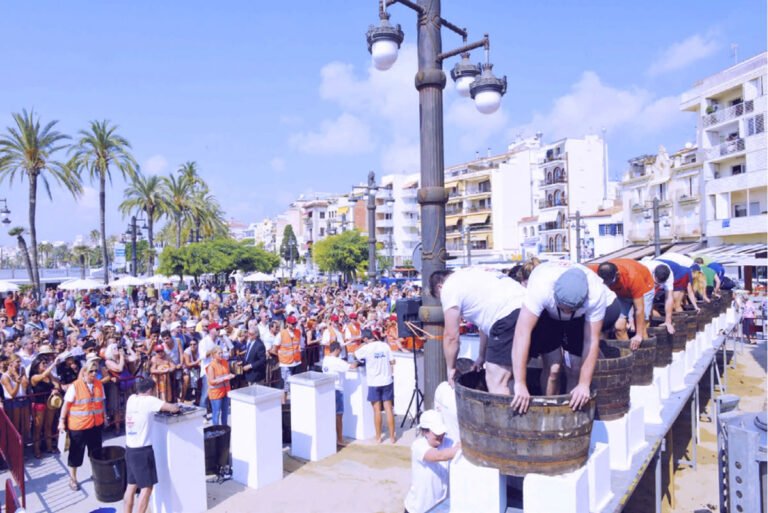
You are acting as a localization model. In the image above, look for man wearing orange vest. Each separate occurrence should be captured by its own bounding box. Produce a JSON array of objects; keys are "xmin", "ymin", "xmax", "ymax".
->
[
  {"xmin": 58, "ymin": 358, "xmax": 105, "ymax": 491},
  {"xmin": 271, "ymin": 315, "xmax": 302, "ymax": 396},
  {"xmin": 343, "ymin": 312, "xmax": 363, "ymax": 359}
]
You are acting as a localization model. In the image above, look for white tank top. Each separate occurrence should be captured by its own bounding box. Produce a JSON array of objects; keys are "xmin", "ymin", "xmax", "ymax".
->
[{"xmin": 2, "ymin": 372, "xmax": 26, "ymax": 400}]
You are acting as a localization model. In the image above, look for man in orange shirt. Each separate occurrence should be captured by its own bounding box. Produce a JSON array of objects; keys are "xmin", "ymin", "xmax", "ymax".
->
[{"xmin": 590, "ymin": 259, "xmax": 655, "ymax": 349}]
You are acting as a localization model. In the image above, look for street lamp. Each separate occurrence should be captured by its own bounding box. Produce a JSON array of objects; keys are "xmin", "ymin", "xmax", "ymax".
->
[
  {"xmin": 365, "ymin": 0, "xmax": 506, "ymax": 406},
  {"xmin": 570, "ymin": 211, "xmax": 589, "ymax": 263},
  {"xmin": 642, "ymin": 197, "xmax": 671, "ymax": 258},
  {"xmin": 126, "ymin": 215, "xmax": 147, "ymax": 277},
  {"xmin": 0, "ymin": 199, "xmax": 10, "ymax": 226},
  {"xmin": 463, "ymin": 224, "xmax": 472, "ymax": 266},
  {"xmin": 366, "ymin": 171, "xmax": 378, "ymax": 282}
]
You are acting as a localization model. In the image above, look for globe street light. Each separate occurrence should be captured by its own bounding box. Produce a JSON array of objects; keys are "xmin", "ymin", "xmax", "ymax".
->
[
  {"xmin": 0, "ymin": 199, "xmax": 10, "ymax": 225},
  {"xmin": 365, "ymin": 0, "xmax": 506, "ymax": 407}
]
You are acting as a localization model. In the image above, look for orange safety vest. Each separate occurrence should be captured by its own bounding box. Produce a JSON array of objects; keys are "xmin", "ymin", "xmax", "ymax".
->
[
  {"xmin": 386, "ymin": 324, "xmax": 401, "ymax": 352},
  {"xmin": 67, "ymin": 379, "xmax": 105, "ymax": 431},
  {"xmin": 207, "ymin": 358, "xmax": 231, "ymax": 400},
  {"xmin": 345, "ymin": 322, "xmax": 362, "ymax": 354},
  {"xmin": 323, "ymin": 327, "xmax": 343, "ymax": 356},
  {"xmin": 278, "ymin": 328, "xmax": 302, "ymax": 365}
]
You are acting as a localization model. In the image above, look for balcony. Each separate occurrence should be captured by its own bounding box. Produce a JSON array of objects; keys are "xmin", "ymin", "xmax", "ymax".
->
[
  {"xmin": 539, "ymin": 222, "xmax": 567, "ymax": 233},
  {"xmin": 707, "ymin": 214, "xmax": 768, "ymax": 237},
  {"xmin": 706, "ymin": 168, "xmax": 768, "ymax": 195},
  {"xmin": 466, "ymin": 205, "xmax": 491, "ymax": 213},
  {"xmin": 465, "ymin": 186, "xmax": 491, "ymax": 197},
  {"xmin": 676, "ymin": 193, "xmax": 700, "ymax": 206},
  {"xmin": 702, "ymin": 100, "xmax": 754, "ymax": 128},
  {"xmin": 401, "ymin": 188, "xmax": 417, "ymax": 199},
  {"xmin": 541, "ymin": 175, "xmax": 568, "ymax": 187},
  {"xmin": 538, "ymin": 199, "xmax": 568, "ymax": 209},
  {"xmin": 377, "ymin": 218, "xmax": 393, "ymax": 228},
  {"xmin": 706, "ymin": 138, "xmax": 745, "ymax": 161}
]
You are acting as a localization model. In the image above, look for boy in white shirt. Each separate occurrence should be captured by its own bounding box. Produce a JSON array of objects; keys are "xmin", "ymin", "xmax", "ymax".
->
[
  {"xmin": 123, "ymin": 378, "xmax": 180, "ymax": 513},
  {"xmin": 321, "ymin": 342, "xmax": 357, "ymax": 446}
]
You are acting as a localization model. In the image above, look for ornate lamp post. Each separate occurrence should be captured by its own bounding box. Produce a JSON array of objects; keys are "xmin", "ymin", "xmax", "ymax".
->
[
  {"xmin": 126, "ymin": 215, "xmax": 148, "ymax": 277},
  {"xmin": 643, "ymin": 197, "xmax": 670, "ymax": 258},
  {"xmin": 365, "ymin": 0, "xmax": 506, "ymax": 406}
]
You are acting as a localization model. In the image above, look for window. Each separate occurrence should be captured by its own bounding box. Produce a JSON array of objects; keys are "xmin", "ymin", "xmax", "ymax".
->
[
  {"xmin": 319, "ymin": 212, "xmax": 326, "ymax": 219},
  {"xmin": 531, "ymin": 227, "xmax": 535, "ymax": 236},
  {"xmin": 749, "ymin": 202, "xmax": 761, "ymax": 216},
  {"xmin": 732, "ymin": 164, "xmax": 744, "ymax": 175},
  {"xmin": 747, "ymin": 114, "xmax": 765, "ymax": 136},
  {"xmin": 319, "ymin": 228, "xmax": 325, "ymax": 236},
  {"xmin": 734, "ymin": 204, "xmax": 747, "ymax": 218},
  {"xmin": 598, "ymin": 223, "xmax": 623, "ymax": 236},
  {"xmin": 523, "ymin": 227, "xmax": 528, "ymax": 237}
]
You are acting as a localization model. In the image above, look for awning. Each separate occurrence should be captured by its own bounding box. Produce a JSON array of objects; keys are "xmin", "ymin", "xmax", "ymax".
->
[
  {"xmin": 692, "ymin": 244, "xmax": 767, "ymax": 267},
  {"xmin": 664, "ymin": 241, "xmax": 706, "ymax": 255},
  {"xmin": 337, "ymin": 206, "xmax": 349, "ymax": 215},
  {"xmin": 538, "ymin": 210, "xmax": 560, "ymax": 224},
  {"xmin": 465, "ymin": 214, "xmax": 490, "ymax": 225},
  {"xmin": 445, "ymin": 217, "xmax": 460, "ymax": 227}
]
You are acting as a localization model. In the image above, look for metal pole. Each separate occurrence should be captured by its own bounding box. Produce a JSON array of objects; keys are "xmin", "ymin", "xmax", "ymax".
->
[
  {"xmin": 575, "ymin": 210, "xmax": 582, "ymax": 263},
  {"xmin": 653, "ymin": 197, "xmax": 661, "ymax": 258},
  {"xmin": 465, "ymin": 226, "xmax": 472, "ymax": 266},
  {"xmin": 131, "ymin": 216, "xmax": 138, "ymax": 277},
  {"xmin": 389, "ymin": 228, "xmax": 394, "ymax": 270},
  {"xmin": 416, "ymin": 0, "xmax": 447, "ymax": 408},
  {"xmin": 367, "ymin": 171, "xmax": 377, "ymax": 282}
]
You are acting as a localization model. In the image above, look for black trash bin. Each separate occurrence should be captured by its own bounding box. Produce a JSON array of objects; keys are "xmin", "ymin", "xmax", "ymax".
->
[
  {"xmin": 90, "ymin": 446, "xmax": 127, "ymax": 503},
  {"xmin": 204, "ymin": 425, "xmax": 231, "ymax": 475}
]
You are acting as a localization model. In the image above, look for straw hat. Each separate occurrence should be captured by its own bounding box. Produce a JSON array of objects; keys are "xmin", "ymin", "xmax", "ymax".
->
[
  {"xmin": 37, "ymin": 344, "xmax": 55, "ymax": 356},
  {"xmin": 47, "ymin": 394, "xmax": 63, "ymax": 410}
]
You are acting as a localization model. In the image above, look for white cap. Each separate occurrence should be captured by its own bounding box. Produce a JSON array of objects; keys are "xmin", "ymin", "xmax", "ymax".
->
[{"xmin": 419, "ymin": 409, "xmax": 447, "ymax": 436}]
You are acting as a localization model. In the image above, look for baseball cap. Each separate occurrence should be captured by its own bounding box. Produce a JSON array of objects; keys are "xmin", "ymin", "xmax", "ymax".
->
[
  {"xmin": 330, "ymin": 314, "xmax": 339, "ymax": 322},
  {"xmin": 285, "ymin": 315, "xmax": 298, "ymax": 325},
  {"xmin": 348, "ymin": 312, "xmax": 358, "ymax": 320},
  {"xmin": 554, "ymin": 268, "xmax": 588, "ymax": 310},
  {"xmin": 207, "ymin": 322, "xmax": 220, "ymax": 330},
  {"xmin": 419, "ymin": 409, "xmax": 447, "ymax": 436}
]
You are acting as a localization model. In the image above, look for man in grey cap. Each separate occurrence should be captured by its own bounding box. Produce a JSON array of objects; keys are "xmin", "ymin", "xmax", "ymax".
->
[{"xmin": 511, "ymin": 262, "xmax": 617, "ymax": 414}]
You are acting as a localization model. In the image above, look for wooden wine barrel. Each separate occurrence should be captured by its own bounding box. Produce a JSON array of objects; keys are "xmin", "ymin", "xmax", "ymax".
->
[
  {"xmin": 592, "ymin": 347, "xmax": 634, "ymax": 421},
  {"xmin": 648, "ymin": 325, "xmax": 673, "ymax": 366},
  {"xmin": 606, "ymin": 337, "xmax": 656, "ymax": 386}
]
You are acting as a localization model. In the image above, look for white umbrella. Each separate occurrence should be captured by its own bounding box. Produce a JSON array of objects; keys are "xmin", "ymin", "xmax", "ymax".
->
[
  {"xmin": 243, "ymin": 272, "xmax": 277, "ymax": 283},
  {"xmin": 143, "ymin": 274, "xmax": 179, "ymax": 286},
  {"xmin": 109, "ymin": 276, "xmax": 145, "ymax": 288},
  {"xmin": 59, "ymin": 278, "xmax": 107, "ymax": 291},
  {"xmin": 0, "ymin": 280, "xmax": 19, "ymax": 293}
]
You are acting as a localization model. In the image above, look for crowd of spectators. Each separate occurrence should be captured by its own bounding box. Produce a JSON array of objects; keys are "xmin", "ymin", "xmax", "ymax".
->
[{"xmin": 0, "ymin": 278, "xmax": 423, "ymax": 457}]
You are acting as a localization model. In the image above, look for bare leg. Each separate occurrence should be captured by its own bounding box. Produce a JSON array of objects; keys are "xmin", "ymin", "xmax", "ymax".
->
[
  {"xmin": 124, "ymin": 483, "xmax": 137, "ymax": 513},
  {"xmin": 564, "ymin": 352, "xmax": 583, "ymax": 392},
  {"xmin": 672, "ymin": 291, "xmax": 684, "ymax": 312},
  {"xmin": 136, "ymin": 486, "xmax": 153, "ymax": 513},
  {"xmin": 371, "ymin": 401, "xmax": 382, "ymax": 442},
  {"xmin": 485, "ymin": 362, "xmax": 512, "ymax": 395},
  {"xmin": 540, "ymin": 348, "xmax": 563, "ymax": 396},
  {"xmin": 614, "ymin": 316, "xmax": 629, "ymax": 340},
  {"xmin": 383, "ymin": 400, "xmax": 396, "ymax": 443},
  {"xmin": 335, "ymin": 414, "xmax": 343, "ymax": 445}
]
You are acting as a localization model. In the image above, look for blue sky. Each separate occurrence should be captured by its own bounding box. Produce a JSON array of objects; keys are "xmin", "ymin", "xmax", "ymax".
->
[{"xmin": 0, "ymin": 0, "xmax": 765, "ymax": 242}]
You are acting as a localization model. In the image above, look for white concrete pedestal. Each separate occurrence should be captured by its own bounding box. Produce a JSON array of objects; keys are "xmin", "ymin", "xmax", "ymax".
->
[
  {"xmin": 523, "ymin": 463, "xmax": 589, "ymax": 513},
  {"xmin": 591, "ymin": 405, "xmax": 647, "ymax": 471},
  {"xmin": 587, "ymin": 443, "xmax": 613, "ymax": 512},
  {"xmin": 726, "ymin": 307, "xmax": 736, "ymax": 325},
  {"xmin": 630, "ymin": 383, "xmax": 662, "ymax": 424},
  {"xmin": 151, "ymin": 407, "xmax": 207, "ymax": 513},
  {"xmin": 342, "ymin": 368, "xmax": 375, "ymax": 440},
  {"xmin": 685, "ymin": 340, "xmax": 697, "ymax": 373},
  {"xmin": 669, "ymin": 352, "xmax": 687, "ymax": 392},
  {"xmin": 434, "ymin": 381, "xmax": 460, "ymax": 442},
  {"xmin": 393, "ymin": 351, "xmax": 424, "ymax": 417},
  {"xmin": 288, "ymin": 371, "xmax": 336, "ymax": 461},
  {"xmin": 228, "ymin": 385, "xmax": 284, "ymax": 489},
  {"xmin": 450, "ymin": 451, "xmax": 506, "ymax": 513},
  {"xmin": 653, "ymin": 365, "xmax": 671, "ymax": 400}
]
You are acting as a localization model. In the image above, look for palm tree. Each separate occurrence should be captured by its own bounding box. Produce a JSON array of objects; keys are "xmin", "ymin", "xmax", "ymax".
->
[
  {"xmin": 0, "ymin": 109, "xmax": 80, "ymax": 295},
  {"xmin": 8, "ymin": 227, "xmax": 35, "ymax": 285},
  {"xmin": 38, "ymin": 241, "xmax": 54, "ymax": 268},
  {"xmin": 69, "ymin": 120, "xmax": 136, "ymax": 284},
  {"xmin": 161, "ymin": 173, "xmax": 192, "ymax": 248},
  {"xmin": 89, "ymin": 229, "xmax": 100, "ymax": 247},
  {"xmin": 120, "ymin": 172, "xmax": 164, "ymax": 274}
]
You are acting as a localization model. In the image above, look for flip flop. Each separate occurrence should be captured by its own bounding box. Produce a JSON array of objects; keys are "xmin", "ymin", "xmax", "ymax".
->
[{"xmin": 69, "ymin": 479, "xmax": 80, "ymax": 491}]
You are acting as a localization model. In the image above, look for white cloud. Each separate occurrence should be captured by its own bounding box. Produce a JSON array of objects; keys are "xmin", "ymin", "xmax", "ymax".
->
[
  {"xmin": 447, "ymin": 99, "xmax": 509, "ymax": 154},
  {"xmin": 77, "ymin": 186, "xmax": 99, "ymax": 210},
  {"xmin": 143, "ymin": 154, "xmax": 168, "ymax": 175},
  {"xmin": 647, "ymin": 33, "xmax": 720, "ymax": 76},
  {"xmin": 270, "ymin": 157, "xmax": 286, "ymax": 172},
  {"xmin": 289, "ymin": 113, "xmax": 375, "ymax": 155},
  {"xmin": 507, "ymin": 71, "xmax": 687, "ymax": 142}
]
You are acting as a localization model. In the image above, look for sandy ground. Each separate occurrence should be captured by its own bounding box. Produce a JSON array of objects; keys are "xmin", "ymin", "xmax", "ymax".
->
[{"xmin": 625, "ymin": 334, "xmax": 767, "ymax": 513}]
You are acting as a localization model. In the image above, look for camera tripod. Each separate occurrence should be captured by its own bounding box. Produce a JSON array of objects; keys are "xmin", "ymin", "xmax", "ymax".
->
[{"xmin": 400, "ymin": 345, "xmax": 424, "ymax": 428}]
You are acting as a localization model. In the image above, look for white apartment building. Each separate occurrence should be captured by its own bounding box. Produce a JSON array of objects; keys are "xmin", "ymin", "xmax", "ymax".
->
[
  {"xmin": 532, "ymin": 135, "xmax": 612, "ymax": 259},
  {"xmin": 680, "ymin": 52, "xmax": 767, "ymax": 245},
  {"xmin": 378, "ymin": 173, "xmax": 421, "ymax": 267},
  {"xmin": 620, "ymin": 145, "xmax": 704, "ymax": 247},
  {"xmin": 252, "ymin": 219, "xmax": 277, "ymax": 251}
]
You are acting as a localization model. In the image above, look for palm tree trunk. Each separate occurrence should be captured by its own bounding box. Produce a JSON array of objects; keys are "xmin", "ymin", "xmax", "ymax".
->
[
  {"xmin": 28, "ymin": 172, "xmax": 41, "ymax": 297},
  {"xmin": 15, "ymin": 235, "xmax": 34, "ymax": 288},
  {"xmin": 147, "ymin": 207, "xmax": 155, "ymax": 276},
  {"xmin": 176, "ymin": 215, "xmax": 182, "ymax": 248},
  {"xmin": 100, "ymin": 173, "xmax": 109, "ymax": 284}
]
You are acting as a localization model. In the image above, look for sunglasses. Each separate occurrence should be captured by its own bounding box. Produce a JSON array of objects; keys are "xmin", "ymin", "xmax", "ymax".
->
[{"xmin": 87, "ymin": 370, "xmax": 97, "ymax": 374}]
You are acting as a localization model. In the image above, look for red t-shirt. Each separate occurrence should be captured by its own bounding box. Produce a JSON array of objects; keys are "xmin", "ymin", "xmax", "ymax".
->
[
  {"xmin": 588, "ymin": 259, "xmax": 654, "ymax": 299},
  {"xmin": 4, "ymin": 296, "xmax": 16, "ymax": 319}
]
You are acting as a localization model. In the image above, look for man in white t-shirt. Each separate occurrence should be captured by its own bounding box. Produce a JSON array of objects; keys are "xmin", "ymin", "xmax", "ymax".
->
[
  {"xmin": 322, "ymin": 342, "xmax": 358, "ymax": 446},
  {"xmin": 640, "ymin": 259, "xmax": 676, "ymax": 334},
  {"xmin": 354, "ymin": 339, "xmax": 395, "ymax": 443},
  {"xmin": 123, "ymin": 377, "xmax": 179, "ymax": 513},
  {"xmin": 198, "ymin": 322, "xmax": 221, "ymax": 411},
  {"xmin": 429, "ymin": 268, "xmax": 527, "ymax": 394},
  {"xmin": 511, "ymin": 262, "xmax": 616, "ymax": 414},
  {"xmin": 403, "ymin": 409, "xmax": 460, "ymax": 513}
]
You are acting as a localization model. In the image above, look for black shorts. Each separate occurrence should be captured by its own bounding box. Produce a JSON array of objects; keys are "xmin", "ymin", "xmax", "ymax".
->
[
  {"xmin": 485, "ymin": 309, "xmax": 520, "ymax": 367},
  {"xmin": 602, "ymin": 298, "xmax": 622, "ymax": 332},
  {"xmin": 530, "ymin": 310, "xmax": 586, "ymax": 357},
  {"xmin": 67, "ymin": 425, "xmax": 103, "ymax": 468},
  {"xmin": 126, "ymin": 445, "xmax": 158, "ymax": 489},
  {"xmin": 367, "ymin": 382, "xmax": 394, "ymax": 403}
]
